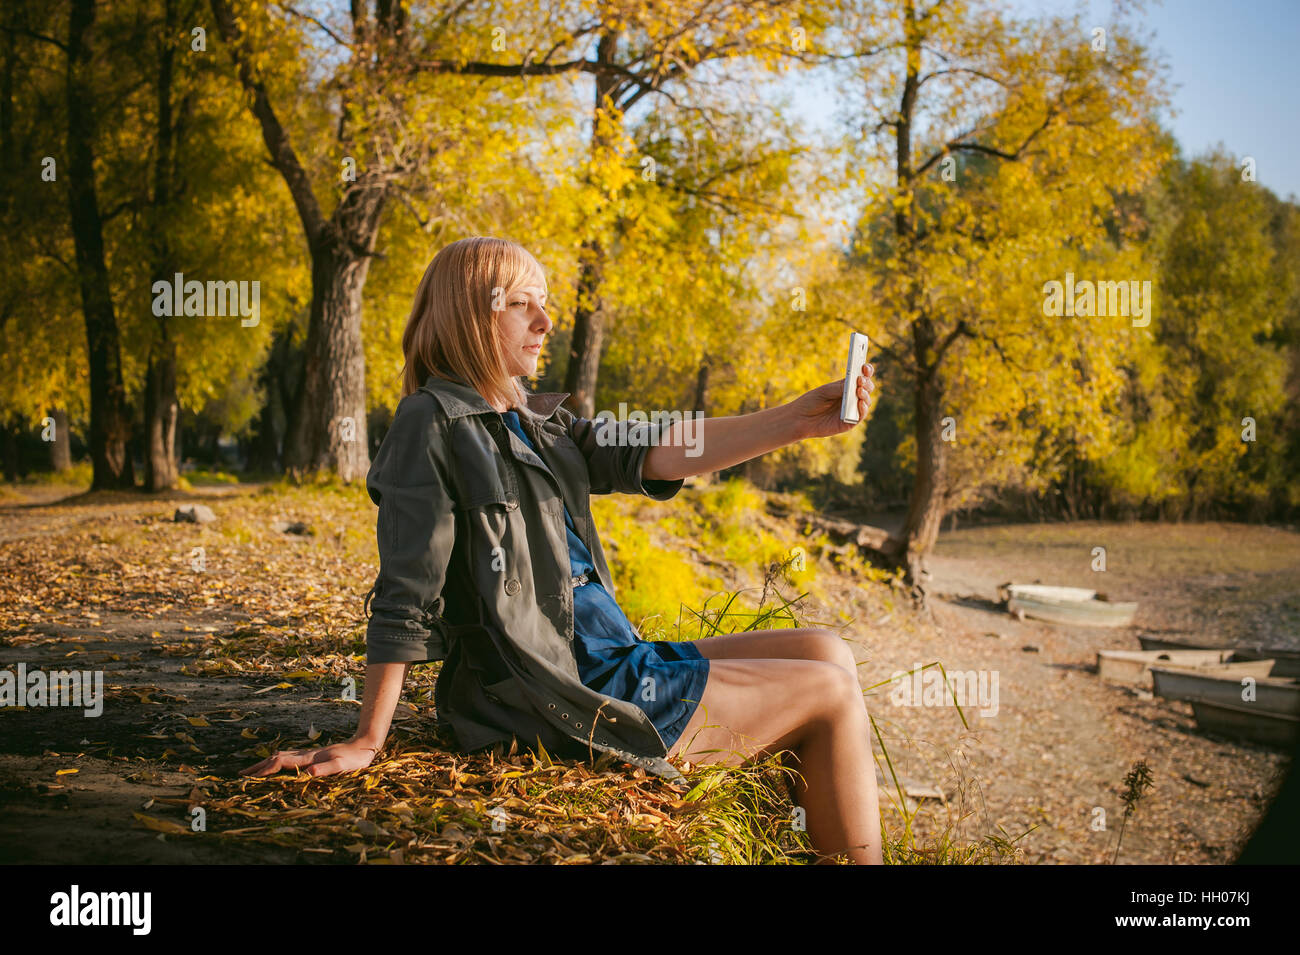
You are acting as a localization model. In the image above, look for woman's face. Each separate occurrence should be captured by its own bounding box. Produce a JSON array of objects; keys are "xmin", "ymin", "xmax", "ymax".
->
[{"xmin": 495, "ymin": 275, "xmax": 551, "ymax": 378}]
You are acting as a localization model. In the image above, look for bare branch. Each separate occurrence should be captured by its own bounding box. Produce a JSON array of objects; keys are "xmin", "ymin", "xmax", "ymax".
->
[
  {"xmin": 277, "ymin": 3, "xmax": 349, "ymax": 48},
  {"xmin": 932, "ymin": 318, "xmax": 972, "ymax": 367},
  {"xmin": 914, "ymin": 105, "xmax": 1057, "ymax": 177},
  {"xmin": 208, "ymin": 0, "xmax": 327, "ymax": 242},
  {"xmin": 0, "ymin": 25, "xmax": 68, "ymax": 54}
]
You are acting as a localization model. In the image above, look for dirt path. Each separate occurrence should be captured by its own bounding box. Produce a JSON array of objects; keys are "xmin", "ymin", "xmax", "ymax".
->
[{"xmin": 852, "ymin": 521, "xmax": 1300, "ymax": 863}]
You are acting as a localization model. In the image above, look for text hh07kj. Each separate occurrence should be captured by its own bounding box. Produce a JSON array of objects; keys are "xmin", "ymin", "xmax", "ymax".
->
[{"xmin": 839, "ymin": 332, "xmax": 872, "ymax": 424}]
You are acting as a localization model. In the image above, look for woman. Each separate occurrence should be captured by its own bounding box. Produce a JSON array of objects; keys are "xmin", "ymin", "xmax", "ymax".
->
[{"xmin": 243, "ymin": 237, "xmax": 881, "ymax": 864}]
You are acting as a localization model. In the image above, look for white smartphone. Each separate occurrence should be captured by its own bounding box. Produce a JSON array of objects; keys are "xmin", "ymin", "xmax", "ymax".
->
[{"xmin": 839, "ymin": 332, "xmax": 871, "ymax": 423}]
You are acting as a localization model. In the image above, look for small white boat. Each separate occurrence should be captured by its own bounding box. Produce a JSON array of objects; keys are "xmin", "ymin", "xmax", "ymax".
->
[{"xmin": 1000, "ymin": 584, "xmax": 1138, "ymax": 628}]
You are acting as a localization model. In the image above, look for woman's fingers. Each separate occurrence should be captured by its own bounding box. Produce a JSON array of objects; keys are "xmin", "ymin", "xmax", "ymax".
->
[
  {"xmin": 306, "ymin": 757, "xmax": 348, "ymax": 777},
  {"xmin": 240, "ymin": 744, "xmax": 375, "ymax": 779},
  {"xmin": 240, "ymin": 748, "xmax": 314, "ymax": 777}
]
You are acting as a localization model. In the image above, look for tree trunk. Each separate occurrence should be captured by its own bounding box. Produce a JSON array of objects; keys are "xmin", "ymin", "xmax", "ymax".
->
[
  {"xmin": 562, "ymin": 35, "xmax": 620, "ymax": 420},
  {"xmin": 144, "ymin": 336, "xmax": 179, "ymax": 491},
  {"xmin": 562, "ymin": 241, "xmax": 606, "ymax": 419},
  {"xmin": 3, "ymin": 417, "xmax": 19, "ymax": 482},
  {"xmin": 283, "ymin": 236, "xmax": 372, "ymax": 482},
  {"xmin": 249, "ymin": 330, "xmax": 285, "ymax": 473},
  {"xmin": 692, "ymin": 356, "xmax": 716, "ymax": 484},
  {"xmin": 893, "ymin": 0, "xmax": 941, "ymax": 598},
  {"xmin": 692, "ymin": 355, "xmax": 711, "ymax": 415},
  {"xmin": 47, "ymin": 408, "xmax": 73, "ymax": 471},
  {"xmin": 900, "ymin": 358, "xmax": 948, "ymax": 595},
  {"xmin": 211, "ymin": 0, "xmax": 379, "ymax": 484},
  {"xmin": 144, "ymin": 0, "xmax": 182, "ymax": 493},
  {"xmin": 66, "ymin": 0, "xmax": 134, "ymax": 490}
]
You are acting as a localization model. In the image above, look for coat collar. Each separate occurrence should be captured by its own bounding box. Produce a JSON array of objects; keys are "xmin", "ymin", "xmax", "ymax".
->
[{"xmin": 421, "ymin": 370, "xmax": 570, "ymax": 424}]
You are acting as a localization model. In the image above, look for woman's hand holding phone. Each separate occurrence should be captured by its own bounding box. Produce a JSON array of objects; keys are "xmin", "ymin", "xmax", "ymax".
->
[{"xmin": 791, "ymin": 360, "xmax": 875, "ymax": 439}]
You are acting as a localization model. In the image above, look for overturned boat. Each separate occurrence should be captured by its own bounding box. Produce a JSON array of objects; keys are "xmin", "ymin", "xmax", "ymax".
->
[{"xmin": 1000, "ymin": 584, "xmax": 1138, "ymax": 628}]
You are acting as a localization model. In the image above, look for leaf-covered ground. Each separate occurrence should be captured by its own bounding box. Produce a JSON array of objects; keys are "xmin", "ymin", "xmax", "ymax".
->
[
  {"xmin": 0, "ymin": 480, "xmax": 1293, "ymax": 864},
  {"xmin": 0, "ymin": 481, "xmax": 857, "ymax": 864}
]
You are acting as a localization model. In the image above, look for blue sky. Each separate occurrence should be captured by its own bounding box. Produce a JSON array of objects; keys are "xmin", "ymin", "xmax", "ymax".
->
[{"xmin": 1054, "ymin": 0, "xmax": 1299, "ymax": 200}]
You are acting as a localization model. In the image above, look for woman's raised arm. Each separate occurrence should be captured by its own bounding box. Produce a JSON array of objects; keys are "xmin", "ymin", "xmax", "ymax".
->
[{"xmin": 642, "ymin": 362, "xmax": 875, "ymax": 482}]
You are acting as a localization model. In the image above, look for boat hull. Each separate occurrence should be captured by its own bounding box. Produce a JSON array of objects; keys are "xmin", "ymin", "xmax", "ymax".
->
[
  {"xmin": 1150, "ymin": 663, "xmax": 1299, "ymax": 711},
  {"xmin": 1007, "ymin": 592, "xmax": 1138, "ymax": 628},
  {"xmin": 1189, "ymin": 699, "xmax": 1300, "ymax": 747}
]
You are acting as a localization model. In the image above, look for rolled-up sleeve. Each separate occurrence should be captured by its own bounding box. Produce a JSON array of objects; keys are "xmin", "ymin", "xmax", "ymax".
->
[
  {"xmin": 363, "ymin": 392, "xmax": 457, "ymax": 664},
  {"xmin": 565, "ymin": 411, "xmax": 686, "ymax": 502}
]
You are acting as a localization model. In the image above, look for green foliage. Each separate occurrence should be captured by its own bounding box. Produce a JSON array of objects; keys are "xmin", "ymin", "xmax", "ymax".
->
[
  {"xmin": 590, "ymin": 497, "xmax": 710, "ymax": 633},
  {"xmin": 1092, "ymin": 151, "xmax": 1292, "ymax": 516}
]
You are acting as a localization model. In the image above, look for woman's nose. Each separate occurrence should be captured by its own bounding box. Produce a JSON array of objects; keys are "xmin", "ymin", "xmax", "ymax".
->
[{"xmin": 535, "ymin": 308, "xmax": 552, "ymax": 333}]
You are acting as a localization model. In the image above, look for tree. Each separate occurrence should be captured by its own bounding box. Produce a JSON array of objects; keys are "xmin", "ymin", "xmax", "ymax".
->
[
  {"xmin": 1094, "ymin": 151, "xmax": 1293, "ymax": 518},
  {"xmin": 208, "ymin": 0, "xmax": 560, "ymax": 480},
  {"xmin": 65, "ymin": 0, "xmax": 136, "ymax": 488},
  {"xmin": 0, "ymin": 1, "xmax": 87, "ymax": 474},
  {"xmin": 841, "ymin": 0, "xmax": 1169, "ymax": 592},
  {"xmin": 417, "ymin": 0, "xmax": 821, "ymax": 418}
]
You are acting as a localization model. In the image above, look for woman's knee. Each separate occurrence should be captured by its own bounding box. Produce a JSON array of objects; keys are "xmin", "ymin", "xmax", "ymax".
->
[
  {"xmin": 805, "ymin": 629, "xmax": 858, "ymax": 676},
  {"xmin": 809, "ymin": 661, "xmax": 866, "ymax": 722}
]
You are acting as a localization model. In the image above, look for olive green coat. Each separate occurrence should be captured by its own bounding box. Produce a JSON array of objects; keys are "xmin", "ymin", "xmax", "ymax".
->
[{"xmin": 363, "ymin": 371, "xmax": 690, "ymax": 782}]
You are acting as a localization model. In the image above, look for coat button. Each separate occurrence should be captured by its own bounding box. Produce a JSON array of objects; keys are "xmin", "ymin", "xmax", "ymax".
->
[
  {"xmin": 505, "ymin": 578, "xmax": 521, "ymax": 595},
  {"xmin": 505, "ymin": 493, "xmax": 518, "ymax": 510}
]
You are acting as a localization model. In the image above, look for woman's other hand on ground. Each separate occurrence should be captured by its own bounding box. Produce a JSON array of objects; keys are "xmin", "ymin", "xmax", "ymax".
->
[
  {"xmin": 239, "ymin": 739, "xmax": 379, "ymax": 778},
  {"xmin": 791, "ymin": 362, "xmax": 875, "ymax": 439}
]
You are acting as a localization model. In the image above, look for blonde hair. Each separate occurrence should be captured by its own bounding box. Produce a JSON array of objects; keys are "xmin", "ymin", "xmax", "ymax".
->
[{"xmin": 400, "ymin": 236, "xmax": 546, "ymax": 408}]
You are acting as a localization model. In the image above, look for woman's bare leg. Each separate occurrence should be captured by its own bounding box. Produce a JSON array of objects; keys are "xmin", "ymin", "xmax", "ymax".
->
[
  {"xmin": 665, "ymin": 654, "xmax": 883, "ymax": 864},
  {"xmin": 685, "ymin": 627, "xmax": 874, "ymax": 840},
  {"xmin": 689, "ymin": 626, "xmax": 862, "ymax": 676}
]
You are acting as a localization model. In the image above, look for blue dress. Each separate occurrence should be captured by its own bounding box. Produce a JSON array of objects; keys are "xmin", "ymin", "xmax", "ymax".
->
[{"xmin": 501, "ymin": 411, "xmax": 710, "ymax": 749}]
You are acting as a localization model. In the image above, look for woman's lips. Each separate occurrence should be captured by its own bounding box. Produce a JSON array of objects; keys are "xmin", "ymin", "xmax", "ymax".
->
[{"xmin": 524, "ymin": 344, "xmax": 542, "ymax": 353}]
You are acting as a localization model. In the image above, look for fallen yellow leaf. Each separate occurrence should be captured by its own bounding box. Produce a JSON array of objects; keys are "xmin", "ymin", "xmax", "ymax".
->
[{"xmin": 132, "ymin": 812, "xmax": 190, "ymax": 835}]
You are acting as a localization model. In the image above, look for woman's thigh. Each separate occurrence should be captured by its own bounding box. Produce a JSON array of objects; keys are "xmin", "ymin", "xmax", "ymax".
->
[
  {"xmin": 690, "ymin": 627, "xmax": 860, "ymax": 675},
  {"xmin": 665, "ymin": 657, "xmax": 861, "ymax": 766}
]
